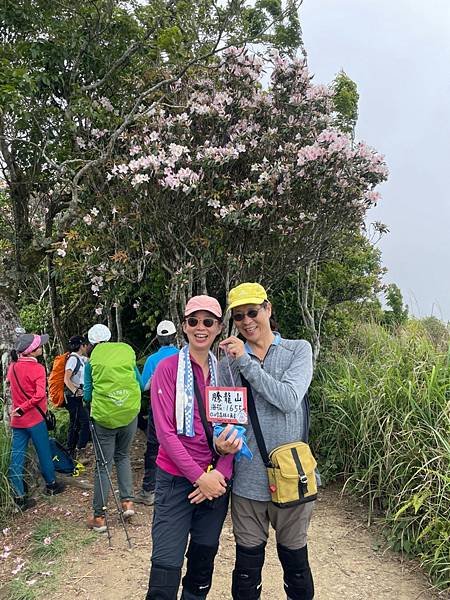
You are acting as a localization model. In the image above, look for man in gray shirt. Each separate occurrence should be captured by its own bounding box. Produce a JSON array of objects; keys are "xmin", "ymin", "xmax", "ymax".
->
[{"xmin": 217, "ymin": 282, "xmax": 315, "ymax": 600}]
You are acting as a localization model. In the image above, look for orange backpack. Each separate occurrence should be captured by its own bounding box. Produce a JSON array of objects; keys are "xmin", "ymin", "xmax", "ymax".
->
[{"xmin": 48, "ymin": 352, "xmax": 81, "ymax": 407}]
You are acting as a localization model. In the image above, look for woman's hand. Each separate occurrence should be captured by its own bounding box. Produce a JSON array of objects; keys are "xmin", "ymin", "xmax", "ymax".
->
[
  {"xmin": 215, "ymin": 424, "xmax": 243, "ymax": 455},
  {"xmin": 219, "ymin": 336, "xmax": 246, "ymax": 359},
  {"xmin": 191, "ymin": 470, "xmax": 227, "ymax": 502},
  {"xmin": 188, "ymin": 487, "xmax": 208, "ymax": 504}
]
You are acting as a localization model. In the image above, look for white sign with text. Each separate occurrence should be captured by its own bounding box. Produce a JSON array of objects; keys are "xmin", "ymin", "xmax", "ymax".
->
[{"xmin": 205, "ymin": 387, "xmax": 248, "ymax": 424}]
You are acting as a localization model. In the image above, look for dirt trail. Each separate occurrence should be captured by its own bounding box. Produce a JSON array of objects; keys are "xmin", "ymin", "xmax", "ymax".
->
[
  {"xmin": 44, "ymin": 485, "xmax": 445, "ymax": 600},
  {"xmin": 41, "ymin": 433, "xmax": 446, "ymax": 600}
]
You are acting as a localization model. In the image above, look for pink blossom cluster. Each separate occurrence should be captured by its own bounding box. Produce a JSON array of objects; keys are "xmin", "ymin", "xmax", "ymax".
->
[
  {"xmin": 160, "ymin": 166, "xmax": 201, "ymax": 191},
  {"xmin": 221, "ymin": 47, "xmax": 264, "ymax": 81},
  {"xmin": 198, "ymin": 144, "xmax": 244, "ymax": 163},
  {"xmin": 98, "ymin": 96, "xmax": 114, "ymax": 112},
  {"xmin": 59, "ymin": 46, "xmax": 388, "ymax": 308},
  {"xmin": 91, "ymin": 275, "xmax": 104, "ymax": 295}
]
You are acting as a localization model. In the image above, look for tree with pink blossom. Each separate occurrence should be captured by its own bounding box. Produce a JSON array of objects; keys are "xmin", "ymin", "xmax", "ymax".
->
[
  {"xmin": 0, "ymin": 0, "xmax": 305, "ymax": 345},
  {"xmin": 57, "ymin": 47, "xmax": 387, "ymax": 328}
]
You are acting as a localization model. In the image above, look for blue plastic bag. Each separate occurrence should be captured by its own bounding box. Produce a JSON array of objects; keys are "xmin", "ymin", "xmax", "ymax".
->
[{"xmin": 213, "ymin": 424, "xmax": 253, "ymax": 461}]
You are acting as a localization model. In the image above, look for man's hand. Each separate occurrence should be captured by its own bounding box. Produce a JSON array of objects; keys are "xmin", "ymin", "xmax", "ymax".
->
[
  {"xmin": 215, "ymin": 424, "xmax": 243, "ymax": 455},
  {"xmin": 219, "ymin": 336, "xmax": 246, "ymax": 359},
  {"xmin": 191, "ymin": 470, "xmax": 227, "ymax": 502}
]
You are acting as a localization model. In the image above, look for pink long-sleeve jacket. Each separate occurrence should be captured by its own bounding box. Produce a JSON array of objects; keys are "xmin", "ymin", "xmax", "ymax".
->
[{"xmin": 151, "ymin": 353, "xmax": 234, "ymax": 484}]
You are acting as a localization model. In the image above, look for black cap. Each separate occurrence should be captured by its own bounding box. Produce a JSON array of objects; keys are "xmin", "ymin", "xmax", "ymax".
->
[{"xmin": 69, "ymin": 335, "xmax": 88, "ymax": 346}]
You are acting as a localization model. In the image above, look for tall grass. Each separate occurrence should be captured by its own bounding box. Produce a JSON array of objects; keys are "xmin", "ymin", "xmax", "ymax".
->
[
  {"xmin": 0, "ymin": 409, "xmax": 69, "ymax": 523},
  {"xmin": 311, "ymin": 321, "xmax": 450, "ymax": 588},
  {"xmin": 0, "ymin": 424, "xmax": 14, "ymax": 520}
]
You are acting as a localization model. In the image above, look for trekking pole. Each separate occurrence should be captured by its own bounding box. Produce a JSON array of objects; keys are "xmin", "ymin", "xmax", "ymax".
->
[
  {"xmin": 88, "ymin": 418, "xmax": 113, "ymax": 547},
  {"xmin": 89, "ymin": 419, "xmax": 133, "ymax": 549}
]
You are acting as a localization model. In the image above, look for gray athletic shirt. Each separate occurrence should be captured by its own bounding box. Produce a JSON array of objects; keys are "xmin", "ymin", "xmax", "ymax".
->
[{"xmin": 218, "ymin": 335, "xmax": 313, "ymax": 501}]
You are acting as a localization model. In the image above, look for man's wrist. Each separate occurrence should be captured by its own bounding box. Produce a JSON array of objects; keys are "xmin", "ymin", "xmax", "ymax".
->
[{"xmin": 236, "ymin": 353, "xmax": 251, "ymax": 368}]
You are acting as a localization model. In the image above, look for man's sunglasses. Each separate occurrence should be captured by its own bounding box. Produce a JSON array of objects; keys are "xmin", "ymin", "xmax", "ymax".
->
[
  {"xmin": 185, "ymin": 317, "xmax": 219, "ymax": 328},
  {"xmin": 232, "ymin": 306, "xmax": 265, "ymax": 322}
]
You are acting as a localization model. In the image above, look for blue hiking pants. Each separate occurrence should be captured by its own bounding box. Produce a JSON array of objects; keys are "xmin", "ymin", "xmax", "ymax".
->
[{"xmin": 9, "ymin": 420, "xmax": 56, "ymax": 497}]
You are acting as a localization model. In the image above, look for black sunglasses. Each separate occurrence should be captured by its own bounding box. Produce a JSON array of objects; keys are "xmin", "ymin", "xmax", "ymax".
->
[
  {"xmin": 232, "ymin": 306, "xmax": 265, "ymax": 322},
  {"xmin": 185, "ymin": 317, "xmax": 218, "ymax": 328}
]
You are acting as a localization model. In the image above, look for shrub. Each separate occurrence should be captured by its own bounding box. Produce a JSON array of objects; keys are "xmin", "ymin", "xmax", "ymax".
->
[
  {"xmin": 311, "ymin": 321, "xmax": 450, "ymax": 588},
  {"xmin": 0, "ymin": 425, "xmax": 13, "ymax": 521}
]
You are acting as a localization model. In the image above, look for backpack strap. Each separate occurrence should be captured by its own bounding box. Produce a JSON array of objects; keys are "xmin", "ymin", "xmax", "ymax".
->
[
  {"xmin": 241, "ymin": 375, "xmax": 272, "ymax": 468},
  {"xmin": 68, "ymin": 353, "xmax": 82, "ymax": 378},
  {"xmin": 193, "ymin": 376, "xmax": 218, "ymax": 468}
]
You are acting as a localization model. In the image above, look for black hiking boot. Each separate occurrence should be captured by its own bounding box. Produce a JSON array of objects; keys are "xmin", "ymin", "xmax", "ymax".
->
[
  {"xmin": 45, "ymin": 480, "xmax": 66, "ymax": 496},
  {"xmin": 14, "ymin": 496, "xmax": 37, "ymax": 511}
]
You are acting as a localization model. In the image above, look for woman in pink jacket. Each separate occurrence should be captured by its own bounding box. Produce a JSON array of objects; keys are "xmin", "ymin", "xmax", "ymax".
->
[
  {"xmin": 7, "ymin": 333, "xmax": 65, "ymax": 509},
  {"xmin": 146, "ymin": 296, "xmax": 234, "ymax": 600}
]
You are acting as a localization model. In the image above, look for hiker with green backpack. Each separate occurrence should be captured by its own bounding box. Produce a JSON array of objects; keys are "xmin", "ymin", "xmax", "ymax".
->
[{"xmin": 83, "ymin": 324, "xmax": 142, "ymax": 532}]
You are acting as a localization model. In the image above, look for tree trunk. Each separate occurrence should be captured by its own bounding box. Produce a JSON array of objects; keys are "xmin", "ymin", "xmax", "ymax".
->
[
  {"xmin": 199, "ymin": 257, "xmax": 208, "ymax": 295},
  {"xmin": 296, "ymin": 265, "xmax": 321, "ymax": 368},
  {"xmin": 0, "ymin": 291, "xmax": 21, "ymax": 425},
  {"xmin": 115, "ymin": 304, "xmax": 123, "ymax": 342},
  {"xmin": 169, "ymin": 278, "xmax": 183, "ymax": 346},
  {"xmin": 0, "ymin": 117, "xmax": 34, "ymax": 279},
  {"xmin": 46, "ymin": 255, "xmax": 65, "ymax": 352},
  {"xmin": 106, "ymin": 306, "xmax": 114, "ymax": 338}
]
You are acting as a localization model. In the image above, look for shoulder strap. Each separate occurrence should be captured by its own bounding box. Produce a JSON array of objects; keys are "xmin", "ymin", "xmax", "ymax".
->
[
  {"xmin": 241, "ymin": 375, "xmax": 271, "ymax": 467},
  {"xmin": 303, "ymin": 392, "xmax": 310, "ymax": 444},
  {"xmin": 70, "ymin": 354, "xmax": 82, "ymax": 377},
  {"xmin": 193, "ymin": 376, "xmax": 214, "ymax": 451},
  {"xmin": 11, "ymin": 366, "xmax": 47, "ymax": 420},
  {"xmin": 193, "ymin": 376, "xmax": 218, "ymax": 466},
  {"xmin": 244, "ymin": 374, "xmax": 311, "ymax": 449}
]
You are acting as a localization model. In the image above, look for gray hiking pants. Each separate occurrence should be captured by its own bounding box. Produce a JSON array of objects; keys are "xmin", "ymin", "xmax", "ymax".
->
[{"xmin": 92, "ymin": 417, "xmax": 137, "ymax": 516}]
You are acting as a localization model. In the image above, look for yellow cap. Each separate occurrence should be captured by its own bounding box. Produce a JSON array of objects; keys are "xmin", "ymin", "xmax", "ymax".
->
[{"xmin": 227, "ymin": 283, "xmax": 268, "ymax": 311}]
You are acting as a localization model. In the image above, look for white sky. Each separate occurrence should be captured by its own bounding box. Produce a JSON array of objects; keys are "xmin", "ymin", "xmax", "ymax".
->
[{"xmin": 300, "ymin": 0, "xmax": 450, "ymax": 321}]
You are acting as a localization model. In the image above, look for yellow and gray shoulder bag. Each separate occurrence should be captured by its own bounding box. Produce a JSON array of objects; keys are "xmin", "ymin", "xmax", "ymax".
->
[{"xmin": 242, "ymin": 376, "xmax": 317, "ymax": 508}]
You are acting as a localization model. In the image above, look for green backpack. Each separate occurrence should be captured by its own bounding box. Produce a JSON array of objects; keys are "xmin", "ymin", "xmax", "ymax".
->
[{"xmin": 89, "ymin": 342, "xmax": 141, "ymax": 428}]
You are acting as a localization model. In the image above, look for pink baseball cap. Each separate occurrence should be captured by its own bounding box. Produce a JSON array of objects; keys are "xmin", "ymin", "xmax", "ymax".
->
[
  {"xmin": 16, "ymin": 333, "xmax": 49, "ymax": 355},
  {"xmin": 184, "ymin": 295, "xmax": 222, "ymax": 319}
]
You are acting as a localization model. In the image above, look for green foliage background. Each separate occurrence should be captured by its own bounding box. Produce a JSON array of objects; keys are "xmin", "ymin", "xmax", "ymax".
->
[
  {"xmin": 0, "ymin": 0, "xmax": 448, "ymax": 590},
  {"xmin": 311, "ymin": 321, "xmax": 450, "ymax": 588}
]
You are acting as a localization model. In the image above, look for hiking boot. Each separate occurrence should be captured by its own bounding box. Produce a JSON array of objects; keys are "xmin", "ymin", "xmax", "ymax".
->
[
  {"xmin": 134, "ymin": 488, "xmax": 155, "ymax": 506},
  {"xmin": 87, "ymin": 515, "xmax": 107, "ymax": 533},
  {"xmin": 14, "ymin": 496, "xmax": 37, "ymax": 511},
  {"xmin": 45, "ymin": 480, "xmax": 66, "ymax": 496},
  {"xmin": 75, "ymin": 447, "xmax": 90, "ymax": 466},
  {"xmin": 121, "ymin": 500, "xmax": 135, "ymax": 519}
]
